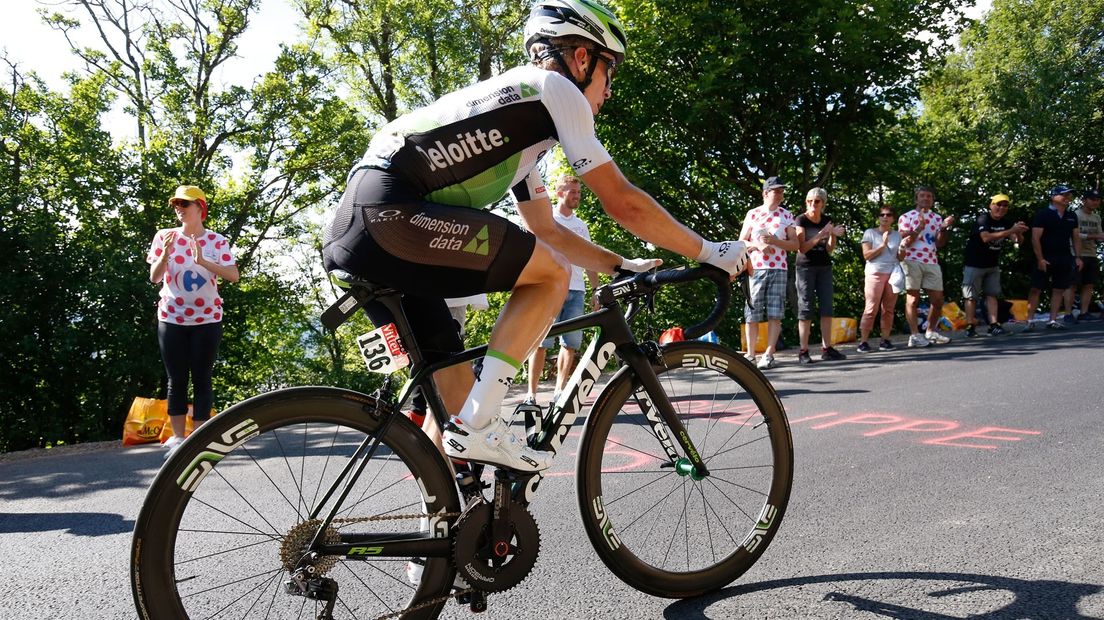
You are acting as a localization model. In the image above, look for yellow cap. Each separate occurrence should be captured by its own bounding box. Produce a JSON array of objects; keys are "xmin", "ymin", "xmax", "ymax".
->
[
  {"xmin": 989, "ymin": 193, "xmax": 1011, "ymax": 205},
  {"xmin": 168, "ymin": 185, "xmax": 206, "ymax": 205}
]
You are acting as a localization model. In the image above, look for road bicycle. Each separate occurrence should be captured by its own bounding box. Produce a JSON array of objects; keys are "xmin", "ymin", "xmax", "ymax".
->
[{"xmin": 131, "ymin": 264, "xmax": 793, "ymax": 619}]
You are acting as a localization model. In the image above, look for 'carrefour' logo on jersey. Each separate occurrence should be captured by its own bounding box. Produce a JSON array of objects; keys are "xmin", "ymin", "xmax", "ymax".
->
[
  {"xmin": 182, "ymin": 270, "xmax": 208, "ymax": 292},
  {"xmin": 416, "ymin": 129, "xmax": 509, "ymax": 172}
]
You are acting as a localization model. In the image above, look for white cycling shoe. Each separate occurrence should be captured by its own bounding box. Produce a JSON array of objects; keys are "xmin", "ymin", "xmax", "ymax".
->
[{"xmin": 443, "ymin": 415, "xmax": 552, "ymax": 472}]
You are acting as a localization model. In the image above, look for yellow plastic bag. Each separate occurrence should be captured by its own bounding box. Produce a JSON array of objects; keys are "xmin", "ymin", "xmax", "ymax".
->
[
  {"xmin": 157, "ymin": 404, "xmax": 217, "ymax": 442},
  {"xmin": 122, "ymin": 397, "xmax": 168, "ymax": 446},
  {"xmin": 739, "ymin": 322, "xmax": 769, "ymax": 353},
  {"xmin": 830, "ymin": 317, "xmax": 857, "ymax": 344},
  {"xmin": 1009, "ymin": 299, "xmax": 1029, "ymax": 321},
  {"xmin": 940, "ymin": 302, "xmax": 968, "ymax": 330}
]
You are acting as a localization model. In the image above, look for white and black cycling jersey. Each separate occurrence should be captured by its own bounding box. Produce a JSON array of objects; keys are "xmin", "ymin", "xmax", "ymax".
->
[{"xmin": 353, "ymin": 65, "xmax": 612, "ymax": 208}]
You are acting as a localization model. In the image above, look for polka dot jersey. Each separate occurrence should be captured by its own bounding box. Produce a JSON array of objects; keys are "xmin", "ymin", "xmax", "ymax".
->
[{"xmin": 146, "ymin": 228, "xmax": 236, "ymax": 325}]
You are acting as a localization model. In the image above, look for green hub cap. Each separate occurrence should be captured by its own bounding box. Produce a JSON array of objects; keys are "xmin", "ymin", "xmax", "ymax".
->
[{"xmin": 674, "ymin": 457, "xmax": 706, "ymax": 481}]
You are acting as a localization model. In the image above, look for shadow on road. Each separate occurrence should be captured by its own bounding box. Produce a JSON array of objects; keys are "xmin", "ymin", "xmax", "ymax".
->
[
  {"xmin": 0, "ymin": 511, "xmax": 133, "ymax": 537},
  {"xmin": 664, "ymin": 571, "xmax": 1103, "ymax": 619}
]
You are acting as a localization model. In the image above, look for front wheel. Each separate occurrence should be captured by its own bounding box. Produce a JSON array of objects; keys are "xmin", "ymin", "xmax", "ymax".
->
[
  {"xmin": 576, "ymin": 342, "xmax": 793, "ymax": 598},
  {"xmin": 130, "ymin": 386, "xmax": 461, "ymax": 620}
]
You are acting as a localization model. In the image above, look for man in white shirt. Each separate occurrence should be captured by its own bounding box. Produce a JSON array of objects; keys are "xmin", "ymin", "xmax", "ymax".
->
[{"xmin": 525, "ymin": 174, "xmax": 599, "ymax": 407}]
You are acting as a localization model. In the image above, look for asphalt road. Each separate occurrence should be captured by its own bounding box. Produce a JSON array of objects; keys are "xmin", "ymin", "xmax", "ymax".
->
[{"xmin": 2, "ymin": 322, "xmax": 1102, "ymax": 619}]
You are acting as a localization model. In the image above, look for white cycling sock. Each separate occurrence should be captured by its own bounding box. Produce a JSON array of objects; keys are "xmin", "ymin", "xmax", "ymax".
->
[{"xmin": 457, "ymin": 350, "xmax": 521, "ymax": 429}]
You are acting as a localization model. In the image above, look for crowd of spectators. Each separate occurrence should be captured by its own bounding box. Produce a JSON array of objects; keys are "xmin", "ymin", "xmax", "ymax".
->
[{"xmin": 737, "ymin": 180, "xmax": 1102, "ymax": 370}]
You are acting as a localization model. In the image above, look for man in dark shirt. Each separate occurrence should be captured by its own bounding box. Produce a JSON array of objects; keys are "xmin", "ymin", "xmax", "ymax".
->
[
  {"xmin": 961, "ymin": 193, "xmax": 1027, "ymax": 337},
  {"xmin": 1026, "ymin": 185, "xmax": 1083, "ymax": 329}
]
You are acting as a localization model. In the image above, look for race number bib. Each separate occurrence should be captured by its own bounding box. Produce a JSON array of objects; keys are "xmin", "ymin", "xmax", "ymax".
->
[{"xmin": 357, "ymin": 323, "xmax": 410, "ymax": 374}]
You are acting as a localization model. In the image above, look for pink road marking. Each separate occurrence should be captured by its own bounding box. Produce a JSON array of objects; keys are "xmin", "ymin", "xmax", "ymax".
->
[
  {"xmin": 863, "ymin": 419, "xmax": 960, "ymax": 436},
  {"xmin": 810, "ymin": 413, "xmax": 904, "ymax": 430},
  {"xmin": 922, "ymin": 426, "xmax": 1042, "ymax": 450}
]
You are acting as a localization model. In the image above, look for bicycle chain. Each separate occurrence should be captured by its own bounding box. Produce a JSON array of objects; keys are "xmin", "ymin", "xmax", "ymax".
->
[{"xmin": 303, "ymin": 512, "xmax": 472, "ymax": 620}]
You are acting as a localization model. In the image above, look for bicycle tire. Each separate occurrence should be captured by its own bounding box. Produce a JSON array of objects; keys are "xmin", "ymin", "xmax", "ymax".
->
[
  {"xmin": 131, "ymin": 386, "xmax": 461, "ymax": 620},
  {"xmin": 576, "ymin": 341, "xmax": 793, "ymax": 598}
]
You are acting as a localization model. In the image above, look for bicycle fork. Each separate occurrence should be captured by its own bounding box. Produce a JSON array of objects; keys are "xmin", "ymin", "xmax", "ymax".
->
[{"xmin": 621, "ymin": 343, "xmax": 709, "ymax": 479}]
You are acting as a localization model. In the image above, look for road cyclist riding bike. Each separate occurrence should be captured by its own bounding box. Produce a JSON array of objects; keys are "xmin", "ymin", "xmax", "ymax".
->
[
  {"xmin": 320, "ymin": 0, "xmax": 749, "ymax": 473},
  {"xmin": 130, "ymin": 2, "xmax": 792, "ymax": 619}
]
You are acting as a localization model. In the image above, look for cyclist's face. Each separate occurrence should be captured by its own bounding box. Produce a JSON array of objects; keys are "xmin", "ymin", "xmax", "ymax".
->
[{"xmin": 577, "ymin": 48, "xmax": 614, "ymax": 115}]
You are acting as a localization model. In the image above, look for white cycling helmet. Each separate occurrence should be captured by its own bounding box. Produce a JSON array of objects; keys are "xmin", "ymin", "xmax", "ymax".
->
[{"xmin": 523, "ymin": 0, "xmax": 627, "ymax": 62}]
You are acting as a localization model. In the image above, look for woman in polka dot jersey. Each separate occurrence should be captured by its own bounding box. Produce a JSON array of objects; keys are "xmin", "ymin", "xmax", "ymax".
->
[{"xmin": 147, "ymin": 185, "xmax": 240, "ymax": 457}]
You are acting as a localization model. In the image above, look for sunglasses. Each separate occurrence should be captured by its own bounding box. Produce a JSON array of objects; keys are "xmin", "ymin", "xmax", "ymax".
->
[
  {"xmin": 878, "ymin": 213, "xmax": 894, "ymax": 217},
  {"xmin": 994, "ymin": 202, "xmax": 1010, "ymax": 207},
  {"xmin": 171, "ymin": 200, "xmax": 195, "ymax": 208},
  {"xmin": 596, "ymin": 53, "xmax": 618, "ymax": 85}
]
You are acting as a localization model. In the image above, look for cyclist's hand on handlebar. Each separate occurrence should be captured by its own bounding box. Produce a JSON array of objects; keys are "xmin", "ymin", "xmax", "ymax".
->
[
  {"xmin": 620, "ymin": 257, "xmax": 663, "ymax": 273},
  {"xmin": 697, "ymin": 239, "xmax": 748, "ymax": 276}
]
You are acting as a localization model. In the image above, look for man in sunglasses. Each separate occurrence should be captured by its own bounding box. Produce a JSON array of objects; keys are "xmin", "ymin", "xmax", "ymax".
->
[
  {"xmin": 322, "ymin": 0, "xmax": 747, "ymax": 472},
  {"xmin": 961, "ymin": 193, "xmax": 1028, "ymax": 337}
]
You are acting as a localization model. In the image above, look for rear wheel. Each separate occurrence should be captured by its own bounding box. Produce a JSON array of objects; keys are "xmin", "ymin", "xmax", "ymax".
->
[
  {"xmin": 576, "ymin": 342, "xmax": 793, "ymax": 597},
  {"xmin": 130, "ymin": 387, "xmax": 461, "ymax": 619}
]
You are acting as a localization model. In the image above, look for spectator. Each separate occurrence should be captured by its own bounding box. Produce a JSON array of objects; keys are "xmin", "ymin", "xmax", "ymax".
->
[
  {"xmin": 961, "ymin": 193, "xmax": 1028, "ymax": 337},
  {"xmin": 794, "ymin": 187, "xmax": 846, "ymax": 364},
  {"xmin": 147, "ymin": 185, "xmax": 240, "ymax": 458},
  {"xmin": 898, "ymin": 185, "xmax": 956, "ymax": 347},
  {"xmin": 1074, "ymin": 189, "xmax": 1103, "ymax": 320},
  {"xmin": 1026, "ymin": 186, "xmax": 1083, "ymax": 329},
  {"xmin": 739, "ymin": 177, "xmax": 799, "ymax": 369},
  {"xmin": 525, "ymin": 174, "xmax": 600, "ymax": 408},
  {"xmin": 857, "ymin": 206, "xmax": 903, "ymax": 352}
]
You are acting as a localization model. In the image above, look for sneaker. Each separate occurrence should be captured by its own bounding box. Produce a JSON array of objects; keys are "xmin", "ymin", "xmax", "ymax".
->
[
  {"xmin": 162, "ymin": 435, "xmax": 185, "ymax": 460},
  {"xmin": 1080, "ymin": 312, "xmax": 1101, "ymax": 321},
  {"xmin": 443, "ymin": 416, "xmax": 552, "ymax": 472},
  {"xmin": 907, "ymin": 334, "xmax": 931, "ymax": 348},
  {"xmin": 878, "ymin": 339, "xmax": 895, "ymax": 351},
  {"xmin": 797, "ymin": 350, "xmax": 813, "ymax": 364},
  {"xmin": 1061, "ymin": 314, "xmax": 1076, "ymax": 325},
  {"xmin": 1025, "ymin": 320, "xmax": 1037, "ymax": 331},
  {"xmin": 743, "ymin": 352, "xmax": 756, "ymax": 363},
  {"xmin": 987, "ymin": 324, "xmax": 1006, "ymax": 337},
  {"xmin": 521, "ymin": 395, "xmax": 539, "ymax": 409},
  {"xmin": 406, "ymin": 559, "xmax": 468, "ymax": 589},
  {"xmin": 856, "ymin": 342, "xmax": 871, "ymax": 353},
  {"xmin": 821, "ymin": 346, "xmax": 847, "ymax": 361},
  {"xmin": 1046, "ymin": 320, "xmax": 1067, "ymax": 330},
  {"xmin": 756, "ymin": 354, "xmax": 776, "ymax": 369},
  {"xmin": 925, "ymin": 331, "xmax": 951, "ymax": 344},
  {"xmin": 965, "ymin": 325, "xmax": 979, "ymax": 338}
]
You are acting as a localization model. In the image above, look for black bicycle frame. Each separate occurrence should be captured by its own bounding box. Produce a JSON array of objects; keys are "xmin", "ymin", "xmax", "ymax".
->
[{"xmin": 308, "ymin": 269, "xmax": 720, "ymax": 560}]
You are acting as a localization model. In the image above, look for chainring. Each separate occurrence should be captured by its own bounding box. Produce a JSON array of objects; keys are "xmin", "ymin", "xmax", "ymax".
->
[{"xmin": 452, "ymin": 501, "xmax": 540, "ymax": 593}]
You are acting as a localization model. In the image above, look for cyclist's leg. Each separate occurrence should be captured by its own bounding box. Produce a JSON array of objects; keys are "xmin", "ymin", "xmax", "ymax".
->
[{"xmin": 485, "ymin": 239, "xmax": 569, "ymax": 363}]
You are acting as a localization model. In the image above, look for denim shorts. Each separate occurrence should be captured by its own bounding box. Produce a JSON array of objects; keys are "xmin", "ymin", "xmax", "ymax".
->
[
  {"xmin": 541, "ymin": 289, "xmax": 586, "ymax": 350},
  {"xmin": 795, "ymin": 265, "xmax": 834, "ymax": 320}
]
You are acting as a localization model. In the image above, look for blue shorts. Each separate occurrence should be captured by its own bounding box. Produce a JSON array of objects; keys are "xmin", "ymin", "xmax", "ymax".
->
[{"xmin": 542, "ymin": 289, "xmax": 586, "ymax": 350}]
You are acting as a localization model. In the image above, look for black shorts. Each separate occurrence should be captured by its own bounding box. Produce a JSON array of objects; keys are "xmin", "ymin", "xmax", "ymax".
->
[
  {"xmin": 323, "ymin": 167, "xmax": 536, "ymax": 298},
  {"xmin": 1077, "ymin": 255, "xmax": 1100, "ymax": 287},
  {"xmin": 1030, "ymin": 256, "xmax": 1074, "ymax": 290}
]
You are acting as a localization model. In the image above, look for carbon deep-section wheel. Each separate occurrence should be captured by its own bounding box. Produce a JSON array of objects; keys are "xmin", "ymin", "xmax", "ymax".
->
[
  {"xmin": 131, "ymin": 387, "xmax": 461, "ymax": 620},
  {"xmin": 576, "ymin": 342, "xmax": 793, "ymax": 598}
]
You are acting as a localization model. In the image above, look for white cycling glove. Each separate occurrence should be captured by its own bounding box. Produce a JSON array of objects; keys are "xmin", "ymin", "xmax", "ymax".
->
[
  {"xmin": 619, "ymin": 257, "xmax": 663, "ymax": 273},
  {"xmin": 697, "ymin": 240, "xmax": 748, "ymax": 275}
]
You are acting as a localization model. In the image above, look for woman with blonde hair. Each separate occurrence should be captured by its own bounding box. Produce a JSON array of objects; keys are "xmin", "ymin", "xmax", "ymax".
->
[{"xmin": 857, "ymin": 205, "xmax": 903, "ymax": 352}]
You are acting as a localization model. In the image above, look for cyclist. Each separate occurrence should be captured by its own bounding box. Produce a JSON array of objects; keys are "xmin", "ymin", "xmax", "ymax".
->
[{"xmin": 322, "ymin": 0, "xmax": 747, "ymax": 473}]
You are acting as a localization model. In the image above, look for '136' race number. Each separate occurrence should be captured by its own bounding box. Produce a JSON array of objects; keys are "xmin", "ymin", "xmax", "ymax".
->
[{"xmin": 357, "ymin": 323, "xmax": 409, "ymax": 374}]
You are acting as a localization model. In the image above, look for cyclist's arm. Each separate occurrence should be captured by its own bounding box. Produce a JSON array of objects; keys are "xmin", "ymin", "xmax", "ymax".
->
[
  {"xmin": 517, "ymin": 196, "xmax": 624, "ymax": 274},
  {"xmin": 580, "ymin": 160, "xmax": 704, "ymax": 259}
]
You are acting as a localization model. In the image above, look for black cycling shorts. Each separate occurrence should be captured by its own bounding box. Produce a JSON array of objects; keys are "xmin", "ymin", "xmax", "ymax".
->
[{"xmin": 323, "ymin": 167, "xmax": 536, "ymax": 298}]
